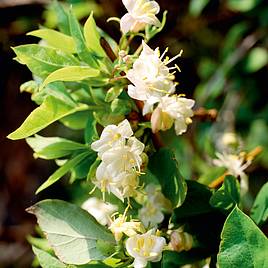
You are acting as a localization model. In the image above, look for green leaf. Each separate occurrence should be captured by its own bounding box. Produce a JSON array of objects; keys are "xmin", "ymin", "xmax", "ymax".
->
[
  {"xmin": 84, "ymin": 113, "xmax": 99, "ymax": 144},
  {"xmin": 32, "ymin": 246, "xmax": 66, "ymax": 268},
  {"xmin": 162, "ymin": 249, "xmax": 211, "ymax": 267},
  {"xmin": 84, "ymin": 13, "xmax": 105, "ymax": 57},
  {"xmin": 40, "ymin": 66, "xmax": 99, "ymax": 90},
  {"xmin": 244, "ymin": 47, "xmax": 268, "ymax": 73},
  {"xmin": 189, "ymin": 0, "xmax": 210, "ymax": 17},
  {"xmin": 149, "ymin": 148, "xmax": 187, "ymax": 208},
  {"xmin": 70, "ymin": 152, "xmax": 97, "ymax": 181},
  {"xmin": 173, "ymin": 180, "xmax": 213, "ymax": 220},
  {"xmin": 172, "ymin": 182, "xmax": 226, "ymax": 254},
  {"xmin": 7, "ymin": 96, "xmax": 88, "ymax": 140},
  {"xmin": 68, "ymin": 9, "xmax": 98, "ymax": 67},
  {"xmin": 52, "ymin": 1, "xmax": 70, "ymax": 35},
  {"xmin": 251, "ymin": 182, "xmax": 268, "ymax": 225},
  {"xmin": 27, "ymin": 29, "xmax": 76, "ymax": 54},
  {"xmin": 218, "ymin": 206, "xmax": 268, "ymax": 267},
  {"xmin": 13, "ymin": 44, "xmax": 79, "ymax": 78},
  {"xmin": 26, "ymin": 135, "xmax": 87, "ymax": 160},
  {"xmin": 27, "ymin": 199, "xmax": 115, "ymax": 265},
  {"xmin": 60, "ymin": 111, "xmax": 92, "ymax": 130},
  {"xmin": 36, "ymin": 151, "xmax": 91, "ymax": 193},
  {"xmin": 209, "ymin": 175, "xmax": 240, "ymax": 213}
]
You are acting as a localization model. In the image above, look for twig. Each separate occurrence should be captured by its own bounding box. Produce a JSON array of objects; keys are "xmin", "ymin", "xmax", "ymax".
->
[
  {"xmin": 100, "ymin": 37, "xmax": 164, "ymax": 149},
  {"xmin": 100, "ymin": 37, "xmax": 117, "ymax": 62}
]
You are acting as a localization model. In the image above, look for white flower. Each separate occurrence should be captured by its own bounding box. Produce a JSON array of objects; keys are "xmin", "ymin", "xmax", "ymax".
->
[
  {"xmin": 120, "ymin": 0, "xmax": 161, "ymax": 34},
  {"xmin": 138, "ymin": 184, "xmax": 172, "ymax": 227},
  {"xmin": 213, "ymin": 152, "xmax": 251, "ymax": 194},
  {"xmin": 145, "ymin": 184, "xmax": 172, "ymax": 210},
  {"xmin": 139, "ymin": 202, "xmax": 164, "ymax": 227},
  {"xmin": 109, "ymin": 215, "xmax": 142, "ymax": 241},
  {"xmin": 126, "ymin": 229, "xmax": 166, "ymax": 268},
  {"xmin": 81, "ymin": 197, "xmax": 117, "ymax": 226},
  {"xmin": 94, "ymin": 162, "xmax": 139, "ymax": 201},
  {"xmin": 102, "ymin": 137, "xmax": 145, "ymax": 172},
  {"xmin": 127, "ymin": 42, "xmax": 177, "ymax": 115},
  {"xmin": 151, "ymin": 95, "xmax": 195, "ymax": 135},
  {"xmin": 213, "ymin": 152, "xmax": 251, "ymax": 179},
  {"xmin": 91, "ymin": 119, "xmax": 133, "ymax": 158}
]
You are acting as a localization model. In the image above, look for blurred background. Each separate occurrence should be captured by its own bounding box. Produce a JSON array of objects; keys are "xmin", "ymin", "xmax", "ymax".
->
[{"xmin": 0, "ymin": 0, "xmax": 268, "ymax": 267}]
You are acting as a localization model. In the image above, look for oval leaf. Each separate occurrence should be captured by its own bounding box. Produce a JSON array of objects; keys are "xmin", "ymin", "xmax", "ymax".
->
[
  {"xmin": 26, "ymin": 135, "xmax": 87, "ymax": 160},
  {"xmin": 27, "ymin": 29, "xmax": 76, "ymax": 54},
  {"xmin": 40, "ymin": 66, "xmax": 99, "ymax": 90},
  {"xmin": 218, "ymin": 206, "xmax": 268, "ymax": 267},
  {"xmin": 12, "ymin": 44, "xmax": 79, "ymax": 78},
  {"xmin": 27, "ymin": 200, "xmax": 115, "ymax": 265},
  {"xmin": 84, "ymin": 13, "xmax": 105, "ymax": 57},
  {"xmin": 7, "ymin": 96, "xmax": 88, "ymax": 140}
]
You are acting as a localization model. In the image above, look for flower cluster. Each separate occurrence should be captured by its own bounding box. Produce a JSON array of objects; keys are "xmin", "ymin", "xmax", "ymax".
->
[
  {"xmin": 91, "ymin": 119, "xmax": 145, "ymax": 201},
  {"xmin": 126, "ymin": 41, "xmax": 195, "ymax": 135}
]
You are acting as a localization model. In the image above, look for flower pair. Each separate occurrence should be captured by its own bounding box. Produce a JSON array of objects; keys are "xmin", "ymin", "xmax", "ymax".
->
[
  {"xmin": 127, "ymin": 42, "xmax": 195, "ymax": 136},
  {"xmin": 91, "ymin": 119, "xmax": 145, "ymax": 201}
]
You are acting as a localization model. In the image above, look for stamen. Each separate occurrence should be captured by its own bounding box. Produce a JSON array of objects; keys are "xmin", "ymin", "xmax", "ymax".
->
[
  {"xmin": 165, "ymin": 50, "xmax": 183, "ymax": 65},
  {"xmin": 160, "ymin": 47, "xmax": 169, "ymax": 60}
]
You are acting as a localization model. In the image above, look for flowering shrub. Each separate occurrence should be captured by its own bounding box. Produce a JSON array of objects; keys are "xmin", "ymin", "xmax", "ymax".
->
[{"xmin": 8, "ymin": 0, "xmax": 268, "ymax": 267}]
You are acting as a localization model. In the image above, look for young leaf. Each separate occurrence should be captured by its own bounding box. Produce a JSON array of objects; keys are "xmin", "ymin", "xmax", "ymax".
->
[
  {"xmin": 7, "ymin": 96, "xmax": 88, "ymax": 140},
  {"xmin": 68, "ymin": 9, "xmax": 99, "ymax": 68},
  {"xmin": 209, "ymin": 175, "xmax": 240, "ymax": 213},
  {"xmin": 52, "ymin": 1, "xmax": 70, "ymax": 35},
  {"xmin": 12, "ymin": 44, "xmax": 79, "ymax": 78},
  {"xmin": 250, "ymin": 181, "xmax": 268, "ymax": 225},
  {"xmin": 40, "ymin": 66, "xmax": 99, "ymax": 90},
  {"xmin": 32, "ymin": 246, "xmax": 66, "ymax": 268},
  {"xmin": 218, "ymin": 206, "xmax": 268, "ymax": 267},
  {"xmin": 27, "ymin": 29, "xmax": 76, "ymax": 54},
  {"xmin": 27, "ymin": 200, "xmax": 115, "ymax": 265},
  {"xmin": 26, "ymin": 135, "xmax": 87, "ymax": 160},
  {"xmin": 36, "ymin": 151, "xmax": 91, "ymax": 193},
  {"xmin": 149, "ymin": 148, "xmax": 187, "ymax": 208},
  {"xmin": 84, "ymin": 13, "xmax": 105, "ymax": 57}
]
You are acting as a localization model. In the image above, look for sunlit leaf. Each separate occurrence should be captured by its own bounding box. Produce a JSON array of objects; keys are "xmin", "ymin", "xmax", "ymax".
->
[
  {"xmin": 40, "ymin": 66, "xmax": 99, "ymax": 90},
  {"xmin": 12, "ymin": 44, "xmax": 79, "ymax": 78},
  {"xmin": 8, "ymin": 96, "xmax": 88, "ymax": 140},
  {"xmin": 27, "ymin": 200, "xmax": 115, "ymax": 265}
]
